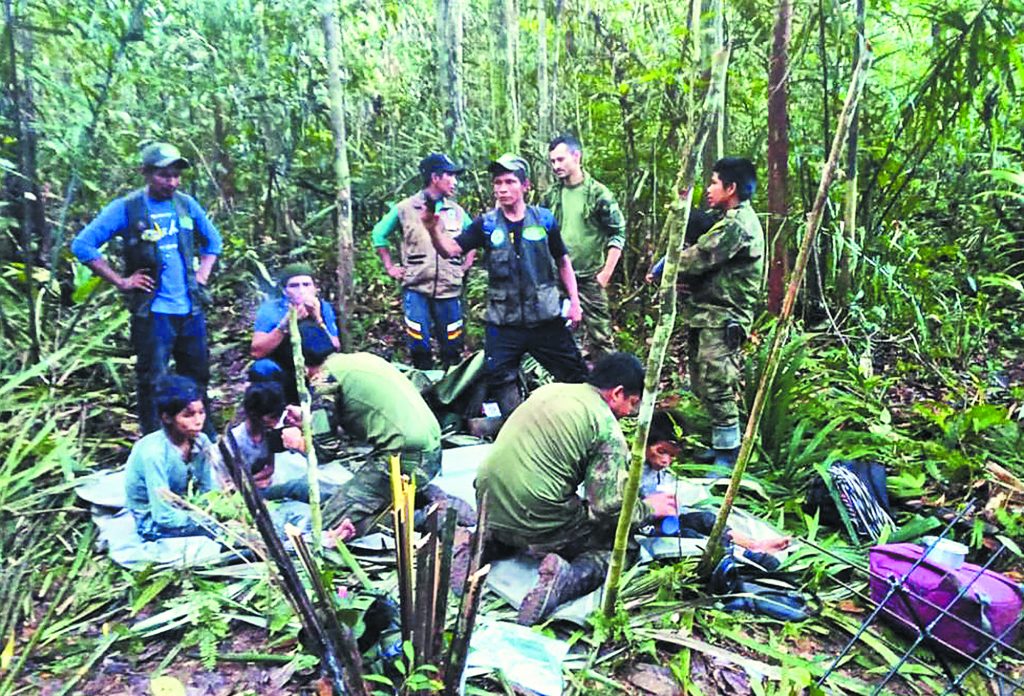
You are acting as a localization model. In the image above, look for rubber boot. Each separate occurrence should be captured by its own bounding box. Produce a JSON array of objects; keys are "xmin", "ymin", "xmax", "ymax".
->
[
  {"xmin": 410, "ymin": 351, "xmax": 435, "ymax": 371},
  {"xmin": 712, "ymin": 447, "xmax": 739, "ymax": 471},
  {"xmin": 692, "ymin": 448, "xmax": 716, "ymax": 464},
  {"xmin": 710, "ymin": 424, "xmax": 741, "ymax": 474},
  {"xmin": 517, "ymin": 554, "xmax": 606, "ymax": 625}
]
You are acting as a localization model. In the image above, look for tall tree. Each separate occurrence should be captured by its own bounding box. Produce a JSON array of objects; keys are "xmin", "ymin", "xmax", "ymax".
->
[
  {"xmin": 766, "ymin": 0, "xmax": 793, "ymax": 315},
  {"xmin": 320, "ymin": 0, "xmax": 354, "ymax": 350},
  {"xmin": 494, "ymin": 0, "xmax": 522, "ymax": 150},
  {"xmin": 836, "ymin": 0, "xmax": 866, "ymax": 304},
  {"xmin": 437, "ymin": 0, "xmax": 466, "ymax": 153},
  {"xmin": 536, "ymin": 0, "xmax": 550, "ymax": 187}
]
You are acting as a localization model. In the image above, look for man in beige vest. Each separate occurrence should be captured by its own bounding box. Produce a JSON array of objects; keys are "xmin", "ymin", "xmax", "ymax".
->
[{"xmin": 372, "ymin": 154, "xmax": 475, "ymax": 369}]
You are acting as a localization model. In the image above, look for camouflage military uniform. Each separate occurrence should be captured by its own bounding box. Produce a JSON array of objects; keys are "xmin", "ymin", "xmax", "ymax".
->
[
  {"xmin": 544, "ymin": 173, "xmax": 626, "ymax": 360},
  {"xmin": 678, "ymin": 200, "xmax": 764, "ymax": 449},
  {"xmin": 475, "ymin": 383, "xmax": 649, "ymax": 569}
]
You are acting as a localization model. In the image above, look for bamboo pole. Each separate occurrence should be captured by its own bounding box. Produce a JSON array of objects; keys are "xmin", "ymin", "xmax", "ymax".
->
[
  {"xmin": 288, "ymin": 307, "xmax": 322, "ymax": 550},
  {"xmin": 697, "ymin": 50, "xmax": 872, "ymax": 578},
  {"xmin": 600, "ymin": 44, "xmax": 732, "ymax": 618}
]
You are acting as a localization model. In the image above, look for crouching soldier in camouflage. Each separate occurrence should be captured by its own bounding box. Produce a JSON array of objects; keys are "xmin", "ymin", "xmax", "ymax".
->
[
  {"xmin": 470, "ymin": 353, "xmax": 677, "ymax": 624},
  {"xmin": 678, "ymin": 157, "xmax": 764, "ymax": 470}
]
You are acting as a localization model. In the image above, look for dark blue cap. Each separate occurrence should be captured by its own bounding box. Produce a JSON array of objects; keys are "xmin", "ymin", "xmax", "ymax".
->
[{"xmin": 419, "ymin": 153, "xmax": 465, "ymax": 176}]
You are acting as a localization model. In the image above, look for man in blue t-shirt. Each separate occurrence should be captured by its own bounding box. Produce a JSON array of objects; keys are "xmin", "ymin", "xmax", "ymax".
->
[
  {"xmin": 250, "ymin": 263, "xmax": 340, "ymax": 401},
  {"xmin": 71, "ymin": 142, "xmax": 222, "ymax": 435}
]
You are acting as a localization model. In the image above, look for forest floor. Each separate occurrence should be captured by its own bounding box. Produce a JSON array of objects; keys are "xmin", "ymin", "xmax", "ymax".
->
[{"xmin": 8, "ymin": 277, "xmax": 1024, "ymax": 696}]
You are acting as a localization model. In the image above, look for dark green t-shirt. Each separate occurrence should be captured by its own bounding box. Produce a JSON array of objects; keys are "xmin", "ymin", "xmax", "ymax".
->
[{"xmin": 317, "ymin": 352, "xmax": 441, "ymax": 454}]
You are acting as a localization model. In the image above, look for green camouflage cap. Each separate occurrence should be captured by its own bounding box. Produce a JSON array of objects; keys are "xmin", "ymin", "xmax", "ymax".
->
[
  {"xmin": 140, "ymin": 142, "xmax": 191, "ymax": 170},
  {"xmin": 488, "ymin": 153, "xmax": 530, "ymax": 178},
  {"xmin": 278, "ymin": 262, "xmax": 315, "ymax": 285}
]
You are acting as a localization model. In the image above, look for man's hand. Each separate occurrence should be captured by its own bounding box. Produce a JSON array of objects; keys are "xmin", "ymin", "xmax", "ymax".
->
[
  {"xmin": 644, "ymin": 491, "xmax": 678, "ymax": 518},
  {"xmin": 386, "ymin": 264, "xmax": 405, "ymax": 280},
  {"xmin": 596, "ymin": 268, "xmax": 613, "ymax": 288},
  {"xmin": 280, "ymin": 426, "xmax": 306, "ymax": 453},
  {"xmin": 323, "ymin": 518, "xmax": 357, "ymax": 548},
  {"xmin": 195, "ymin": 267, "xmax": 211, "ymax": 286},
  {"xmin": 566, "ymin": 300, "xmax": 583, "ymax": 329},
  {"xmin": 306, "ymin": 299, "xmax": 324, "ymax": 324},
  {"xmin": 117, "ymin": 270, "xmax": 155, "ymax": 293}
]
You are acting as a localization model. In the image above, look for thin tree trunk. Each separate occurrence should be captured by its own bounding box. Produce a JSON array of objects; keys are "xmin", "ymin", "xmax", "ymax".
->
[
  {"xmin": 493, "ymin": 0, "xmax": 521, "ymax": 150},
  {"xmin": 766, "ymin": 0, "xmax": 792, "ymax": 315},
  {"xmin": 438, "ymin": 0, "xmax": 466, "ymax": 154},
  {"xmin": 697, "ymin": 52, "xmax": 872, "ymax": 579},
  {"xmin": 712, "ymin": 0, "xmax": 725, "ymax": 158},
  {"xmin": 289, "ymin": 308, "xmax": 322, "ymax": 550},
  {"xmin": 5, "ymin": 0, "xmax": 41, "ymax": 363},
  {"xmin": 836, "ymin": 0, "xmax": 866, "ymax": 305},
  {"xmin": 320, "ymin": 0, "xmax": 354, "ymax": 351},
  {"xmin": 536, "ymin": 0, "xmax": 550, "ymax": 187},
  {"xmin": 550, "ymin": 0, "xmax": 563, "ymax": 130},
  {"xmin": 602, "ymin": 44, "xmax": 732, "ymax": 617}
]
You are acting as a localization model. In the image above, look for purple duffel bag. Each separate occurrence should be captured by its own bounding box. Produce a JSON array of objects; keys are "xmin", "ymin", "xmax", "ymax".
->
[{"xmin": 869, "ymin": 543, "xmax": 1024, "ymax": 658}]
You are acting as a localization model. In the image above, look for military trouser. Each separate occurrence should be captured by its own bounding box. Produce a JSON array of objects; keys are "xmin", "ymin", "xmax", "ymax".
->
[
  {"xmin": 321, "ymin": 447, "xmax": 442, "ymax": 536},
  {"xmin": 687, "ymin": 327, "xmax": 744, "ymax": 448},
  {"xmin": 483, "ymin": 514, "xmax": 638, "ymax": 581},
  {"xmin": 575, "ymin": 274, "xmax": 616, "ymax": 361}
]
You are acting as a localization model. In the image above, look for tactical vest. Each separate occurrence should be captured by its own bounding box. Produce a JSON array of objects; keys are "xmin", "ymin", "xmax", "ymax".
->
[
  {"xmin": 122, "ymin": 188, "xmax": 203, "ymax": 317},
  {"xmin": 482, "ymin": 206, "xmax": 562, "ymax": 326},
  {"xmin": 395, "ymin": 192, "xmax": 466, "ymax": 299}
]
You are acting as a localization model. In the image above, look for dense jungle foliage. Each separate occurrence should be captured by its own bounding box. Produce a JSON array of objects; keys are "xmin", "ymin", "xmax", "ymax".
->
[{"xmin": 1, "ymin": 0, "xmax": 1022, "ymax": 693}]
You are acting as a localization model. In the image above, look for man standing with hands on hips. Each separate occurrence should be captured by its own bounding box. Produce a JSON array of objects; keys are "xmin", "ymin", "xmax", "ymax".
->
[{"xmin": 72, "ymin": 142, "xmax": 222, "ymax": 436}]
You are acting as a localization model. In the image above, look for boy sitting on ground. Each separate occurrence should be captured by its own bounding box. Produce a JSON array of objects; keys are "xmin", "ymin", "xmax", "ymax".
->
[{"xmin": 125, "ymin": 375, "xmax": 216, "ymax": 540}]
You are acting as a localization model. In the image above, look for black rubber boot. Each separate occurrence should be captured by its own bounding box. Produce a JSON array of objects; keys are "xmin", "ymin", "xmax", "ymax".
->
[
  {"xmin": 712, "ymin": 447, "xmax": 739, "ymax": 471},
  {"xmin": 517, "ymin": 554, "xmax": 606, "ymax": 625},
  {"xmin": 693, "ymin": 447, "xmax": 716, "ymax": 464},
  {"xmin": 410, "ymin": 351, "xmax": 435, "ymax": 370}
]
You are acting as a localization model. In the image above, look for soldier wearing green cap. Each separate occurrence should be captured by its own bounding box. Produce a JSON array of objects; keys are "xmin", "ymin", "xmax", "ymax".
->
[
  {"xmin": 544, "ymin": 134, "xmax": 626, "ymax": 361},
  {"xmin": 371, "ymin": 153, "xmax": 475, "ymax": 370},
  {"xmin": 424, "ymin": 153, "xmax": 588, "ymax": 416},
  {"xmin": 250, "ymin": 263, "xmax": 340, "ymax": 401},
  {"xmin": 71, "ymin": 142, "xmax": 222, "ymax": 435}
]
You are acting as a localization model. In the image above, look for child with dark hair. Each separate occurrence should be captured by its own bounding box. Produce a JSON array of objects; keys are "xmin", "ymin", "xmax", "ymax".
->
[
  {"xmin": 641, "ymin": 410, "xmax": 789, "ymax": 562},
  {"xmin": 124, "ymin": 375, "xmax": 216, "ymax": 540},
  {"xmin": 228, "ymin": 382, "xmax": 310, "ymax": 501}
]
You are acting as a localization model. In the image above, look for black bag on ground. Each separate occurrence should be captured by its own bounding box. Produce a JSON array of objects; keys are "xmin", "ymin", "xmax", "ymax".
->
[{"xmin": 805, "ymin": 460, "xmax": 895, "ymax": 541}]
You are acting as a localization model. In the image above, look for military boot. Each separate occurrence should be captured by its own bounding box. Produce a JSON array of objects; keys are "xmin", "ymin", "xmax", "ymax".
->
[
  {"xmin": 517, "ymin": 553, "xmax": 606, "ymax": 625},
  {"xmin": 419, "ymin": 483, "xmax": 477, "ymax": 527}
]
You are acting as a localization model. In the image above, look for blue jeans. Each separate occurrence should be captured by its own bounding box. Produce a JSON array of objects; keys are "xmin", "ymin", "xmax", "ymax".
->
[
  {"xmin": 402, "ymin": 289, "xmax": 464, "ymax": 369},
  {"xmin": 131, "ymin": 311, "xmax": 212, "ymax": 435}
]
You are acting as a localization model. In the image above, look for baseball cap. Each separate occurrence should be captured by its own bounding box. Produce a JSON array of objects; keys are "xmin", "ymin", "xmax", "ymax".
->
[
  {"xmin": 419, "ymin": 153, "xmax": 465, "ymax": 176},
  {"xmin": 140, "ymin": 142, "xmax": 191, "ymax": 170},
  {"xmin": 488, "ymin": 153, "xmax": 530, "ymax": 178}
]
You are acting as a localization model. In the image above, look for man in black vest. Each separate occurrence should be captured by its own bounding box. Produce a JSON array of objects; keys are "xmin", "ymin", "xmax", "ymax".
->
[
  {"xmin": 424, "ymin": 154, "xmax": 587, "ymax": 416},
  {"xmin": 71, "ymin": 142, "xmax": 222, "ymax": 435}
]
